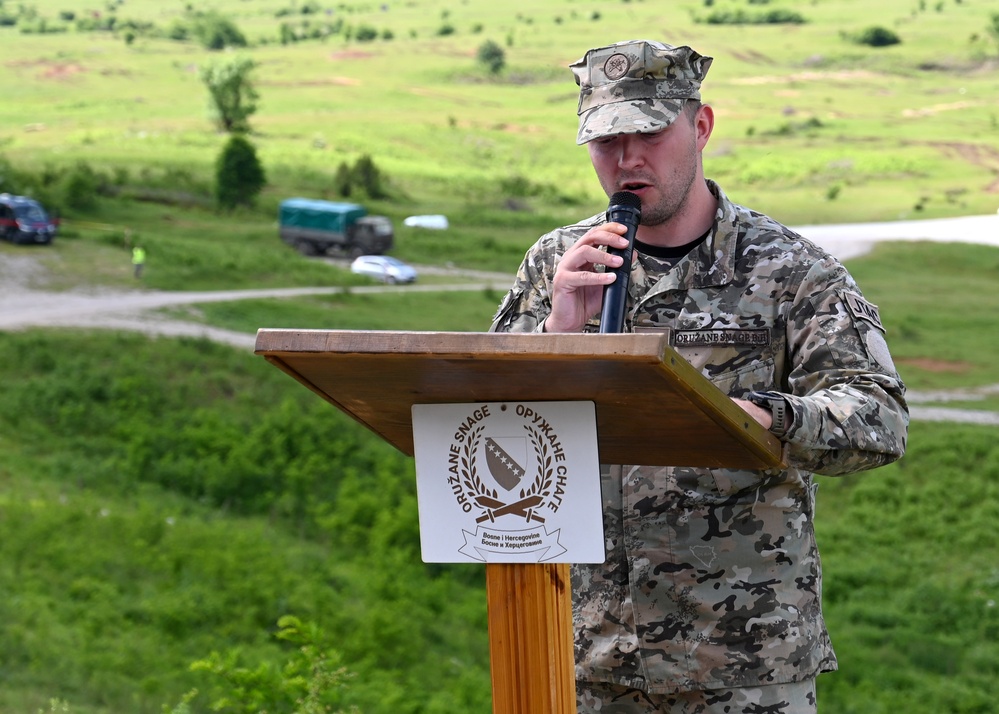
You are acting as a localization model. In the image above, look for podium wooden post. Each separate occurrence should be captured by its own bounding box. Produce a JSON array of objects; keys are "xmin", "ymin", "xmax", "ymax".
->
[
  {"xmin": 255, "ymin": 330, "xmax": 783, "ymax": 714},
  {"xmin": 486, "ymin": 562, "xmax": 574, "ymax": 713}
]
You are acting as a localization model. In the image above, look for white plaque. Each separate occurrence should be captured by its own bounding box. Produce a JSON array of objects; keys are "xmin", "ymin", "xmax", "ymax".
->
[{"xmin": 412, "ymin": 401, "xmax": 604, "ymax": 563}]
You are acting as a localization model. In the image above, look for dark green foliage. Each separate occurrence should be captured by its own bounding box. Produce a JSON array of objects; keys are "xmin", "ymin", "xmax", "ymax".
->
[
  {"xmin": 815, "ymin": 422, "xmax": 999, "ymax": 712},
  {"xmin": 0, "ymin": 331, "xmax": 490, "ymax": 713},
  {"xmin": 59, "ymin": 161, "xmax": 103, "ymax": 212},
  {"xmin": 16, "ymin": 17, "xmax": 68, "ymax": 34},
  {"xmin": 351, "ymin": 155, "xmax": 386, "ymax": 199},
  {"xmin": 186, "ymin": 616, "xmax": 355, "ymax": 714},
  {"xmin": 215, "ymin": 135, "xmax": 266, "ymax": 210},
  {"xmin": 0, "ymin": 156, "xmax": 117, "ymax": 216},
  {"xmin": 700, "ymin": 7, "xmax": 806, "ymax": 24},
  {"xmin": 75, "ymin": 13, "xmax": 117, "ymax": 31},
  {"xmin": 476, "ymin": 39, "xmax": 506, "ymax": 74},
  {"xmin": 0, "ymin": 154, "xmax": 30, "ymax": 194},
  {"xmin": 849, "ymin": 26, "xmax": 903, "ymax": 47},
  {"xmin": 334, "ymin": 155, "xmax": 388, "ymax": 200},
  {"xmin": 355, "ymin": 24, "xmax": 378, "ymax": 41},
  {"xmin": 190, "ymin": 11, "xmax": 247, "ymax": 50},
  {"xmin": 3, "ymin": 327, "xmax": 999, "ymax": 713},
  {"xmin": 987, "ymin": 12, "xmax": 999, "ymax": 53},
  {"xmin": 334, "ymin": 161, "xmax": 353, "ymax": 197}
]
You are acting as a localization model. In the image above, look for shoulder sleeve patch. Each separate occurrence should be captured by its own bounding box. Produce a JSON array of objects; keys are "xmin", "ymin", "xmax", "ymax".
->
[{"xmin": 843, "ymin": 292, "xmax": 885, "ymax": 333}]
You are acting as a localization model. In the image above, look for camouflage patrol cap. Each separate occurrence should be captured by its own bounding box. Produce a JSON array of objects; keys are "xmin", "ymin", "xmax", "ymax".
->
[{"xmin": 570, "ymin": 39, "xmax": 713, "ymax": 144}]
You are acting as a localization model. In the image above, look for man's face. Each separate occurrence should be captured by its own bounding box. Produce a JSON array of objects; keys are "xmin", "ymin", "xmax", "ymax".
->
[{"xmin": 586, "ymin": 106, "xmax": 704, "ymax": 227}]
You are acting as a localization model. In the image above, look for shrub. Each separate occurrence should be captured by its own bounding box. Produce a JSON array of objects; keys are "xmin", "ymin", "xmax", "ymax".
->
[
  {"xmin": 334, "ymin": 161, "xmax": 352, "ymax": 197},
  {"xmin": 166, "ymin": 19, "xmax": 188, "ymax": 40},
  {"xmin": 351, "ymin": 155, "xmax": 387, "ymax": 199},
  {"xmin": 355, "ymin": 24, "xmax": 378, "ymax": 41},
  {"xmin": 59, "ymin": 161, "xmax": 103, "ymax": 212},
  {"xmin": 331, "ymin": 155, "xmax": 390, "ymax": 200},
  {"xmin": 477, "ymin": 39, "xmax": 506, "ymax": 74},
  {"xmin": 701, "ymin": 8, "xmax": 805, "ymax": 24},
  {"xmin": 215, "ymin": 135, "xmax": 266, "ymax": 210},
  {"xmin": 851, "ymin": 25, "xmax": 902, "ymax": 47}
]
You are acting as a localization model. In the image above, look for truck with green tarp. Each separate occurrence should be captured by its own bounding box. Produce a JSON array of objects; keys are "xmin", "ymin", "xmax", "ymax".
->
[{"xmin": 278, "ymin": 198, "xmax": 394, "ymax": 257}]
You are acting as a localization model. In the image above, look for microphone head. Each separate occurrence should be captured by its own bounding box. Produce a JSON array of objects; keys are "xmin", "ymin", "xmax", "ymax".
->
[{"xmin": 609, "ymin": 191, "xmax": 642, "ymax": 210}]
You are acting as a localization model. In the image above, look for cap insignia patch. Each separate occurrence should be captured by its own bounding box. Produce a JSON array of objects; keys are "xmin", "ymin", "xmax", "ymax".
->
[{"xmin": 603, "ymin": 53, "xmax": 631, "ymax": 80}]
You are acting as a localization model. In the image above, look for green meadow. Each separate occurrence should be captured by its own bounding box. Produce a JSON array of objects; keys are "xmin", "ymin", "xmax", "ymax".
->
[
  {"xmin": 2, "ymin": 0, "xmax": 998, "ymax": 232},
  {"xmin": 2, "ymin": 0, "xmax": 999, "ymax": 712}
]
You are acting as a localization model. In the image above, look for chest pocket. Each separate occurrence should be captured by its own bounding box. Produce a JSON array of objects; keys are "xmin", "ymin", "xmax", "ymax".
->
[{"xmin": 672, "ymin": 327, "xmax": 779, "ymax": 398}]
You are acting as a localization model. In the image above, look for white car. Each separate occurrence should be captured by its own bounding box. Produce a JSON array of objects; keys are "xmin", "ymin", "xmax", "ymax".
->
[{"xmin": 350, "ymin": 255, "xmax": 418, "ymax": 284}]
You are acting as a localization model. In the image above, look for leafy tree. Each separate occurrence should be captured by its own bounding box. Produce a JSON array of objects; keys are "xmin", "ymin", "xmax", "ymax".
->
[
  {"xmin": 477, "ymin": 39, "xmax": 506, "ymax": 74},
  {"xmin": 215, "ymin": 135, "xmax": 266, "ymax": 210},
  {"xmin": 201, "ymin": 55, "xmax": 259, "ymax": 133}
]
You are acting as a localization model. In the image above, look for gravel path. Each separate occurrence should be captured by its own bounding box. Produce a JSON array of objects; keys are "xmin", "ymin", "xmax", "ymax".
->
[{"xmin": 3, "ymin": 213, "xmax": 999, "ymax": 423}]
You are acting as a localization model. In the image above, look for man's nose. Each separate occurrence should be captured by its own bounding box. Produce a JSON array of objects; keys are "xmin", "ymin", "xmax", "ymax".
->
[{"xmin": 616, "ymin": 135, "xmax": 645, "ymax": 168}]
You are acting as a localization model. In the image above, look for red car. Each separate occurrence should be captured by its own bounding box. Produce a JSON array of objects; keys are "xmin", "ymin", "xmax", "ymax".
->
[{"xmin": 0, "ymin": 193, "xmax": 59, "ymax": 245}]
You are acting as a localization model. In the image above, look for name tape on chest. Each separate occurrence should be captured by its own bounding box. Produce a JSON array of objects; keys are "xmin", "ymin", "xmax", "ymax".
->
[{"xmin": 671, "ymin": 328, "xmax": 771, "ymax": 347}]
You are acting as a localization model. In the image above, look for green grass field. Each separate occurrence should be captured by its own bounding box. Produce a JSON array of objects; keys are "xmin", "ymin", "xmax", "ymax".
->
[{"xmin": 2, "ymin": 0, "xmax": 998, "ymax": 228}]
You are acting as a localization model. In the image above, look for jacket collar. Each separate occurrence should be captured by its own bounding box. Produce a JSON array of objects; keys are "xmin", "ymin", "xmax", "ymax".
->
[{"xmin": 634, "ymin": 180, "xmax": 738, "ymax": 306}]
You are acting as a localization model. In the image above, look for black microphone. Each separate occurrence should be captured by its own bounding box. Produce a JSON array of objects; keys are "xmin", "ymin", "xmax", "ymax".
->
[{"xmin": 599, "ymin": 191, "xmax": 642, "ymax": 334}]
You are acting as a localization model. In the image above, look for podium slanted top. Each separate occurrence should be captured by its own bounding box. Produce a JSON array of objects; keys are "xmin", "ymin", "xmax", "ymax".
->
[{"xmin": 254, "ymin": 329, "xmax": 783, "ymax": 470}]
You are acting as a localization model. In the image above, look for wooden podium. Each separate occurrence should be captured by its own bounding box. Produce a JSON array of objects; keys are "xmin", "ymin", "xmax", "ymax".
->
[{"xmin": 254, "ymin": 329, "xmax": 783, "ymax": 714}]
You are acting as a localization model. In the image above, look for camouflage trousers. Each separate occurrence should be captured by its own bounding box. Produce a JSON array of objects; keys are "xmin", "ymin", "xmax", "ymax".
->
[{"xmin": 576, "ymin": 679, "xmax": 817, "ymax": 714}]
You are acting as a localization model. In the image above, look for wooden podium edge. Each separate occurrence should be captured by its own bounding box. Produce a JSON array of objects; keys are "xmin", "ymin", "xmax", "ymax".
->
[
  {"xmin": 255, "ymin": 329, "xmax": 783, "ymax": 470},
  {"xmin": 651, "ymin": 345, "xmax": 785, "ymax": 469}
]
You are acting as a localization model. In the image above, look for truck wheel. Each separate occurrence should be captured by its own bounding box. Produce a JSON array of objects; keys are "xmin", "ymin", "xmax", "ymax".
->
[
  {"xmin": 349, "ymin": 246, "xmax": 365, "ymax": 259},
  {"xmin": 297, "ymin": 240, "xmax": 318, "ymax": 256}
]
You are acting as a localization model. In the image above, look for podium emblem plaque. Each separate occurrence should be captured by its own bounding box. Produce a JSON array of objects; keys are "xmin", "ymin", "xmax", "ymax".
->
[{"xmin": 413, "ymin": 401, "xmax": 604, "ymax": 564}]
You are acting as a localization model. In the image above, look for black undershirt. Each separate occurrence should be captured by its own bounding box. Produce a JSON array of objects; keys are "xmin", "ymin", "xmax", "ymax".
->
[{"xmin": 633, "ymin": 227, "xmax": 712, "ymax": 264}]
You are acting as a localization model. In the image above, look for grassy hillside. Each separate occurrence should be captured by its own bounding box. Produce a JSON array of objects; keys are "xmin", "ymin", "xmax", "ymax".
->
[
  {"xmin": 2, "ymin": 0, "xmax": 998, "ymax": 235},
  {"xmin": 2, "ymin": 240, "xmax": 999, "ymax": 714}
]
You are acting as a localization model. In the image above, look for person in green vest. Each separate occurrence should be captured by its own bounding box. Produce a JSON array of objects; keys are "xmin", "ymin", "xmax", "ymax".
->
[{"xmin": 132, "ymin": 245, "xmax": 146, "ymax": 279}]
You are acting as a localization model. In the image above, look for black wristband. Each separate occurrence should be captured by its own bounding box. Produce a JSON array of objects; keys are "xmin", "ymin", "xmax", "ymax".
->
[{"xmin": 747, "ymin": 391, "xmax": 790, "ymax": 438}]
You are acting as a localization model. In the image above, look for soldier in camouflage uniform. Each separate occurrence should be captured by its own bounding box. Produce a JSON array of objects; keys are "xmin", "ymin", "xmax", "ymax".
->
[{"xmin": 489, "ymin": 40, "xmax": 909, "ymax": 713}]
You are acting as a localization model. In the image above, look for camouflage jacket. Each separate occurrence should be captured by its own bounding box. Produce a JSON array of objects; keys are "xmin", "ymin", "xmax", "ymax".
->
[{"xmin": 489, "ymin": 181, "xmax": 909, "ymax": 694}]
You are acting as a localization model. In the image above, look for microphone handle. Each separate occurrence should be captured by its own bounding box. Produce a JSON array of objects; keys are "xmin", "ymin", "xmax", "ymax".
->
[{"xmin": 599, "ymin": 206, "xmax": 640, "ymax": 334}]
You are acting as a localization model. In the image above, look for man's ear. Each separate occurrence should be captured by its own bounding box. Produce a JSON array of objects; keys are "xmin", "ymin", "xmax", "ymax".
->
[{"xmin": 695, "ymin": 104, "xmax": 715, "ymax": 151}]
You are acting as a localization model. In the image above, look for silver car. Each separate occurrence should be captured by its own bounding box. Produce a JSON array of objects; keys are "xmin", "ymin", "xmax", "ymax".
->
[{"xmin": 349, "ymin": 255, "xmax": 418, "ymax": 284}]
